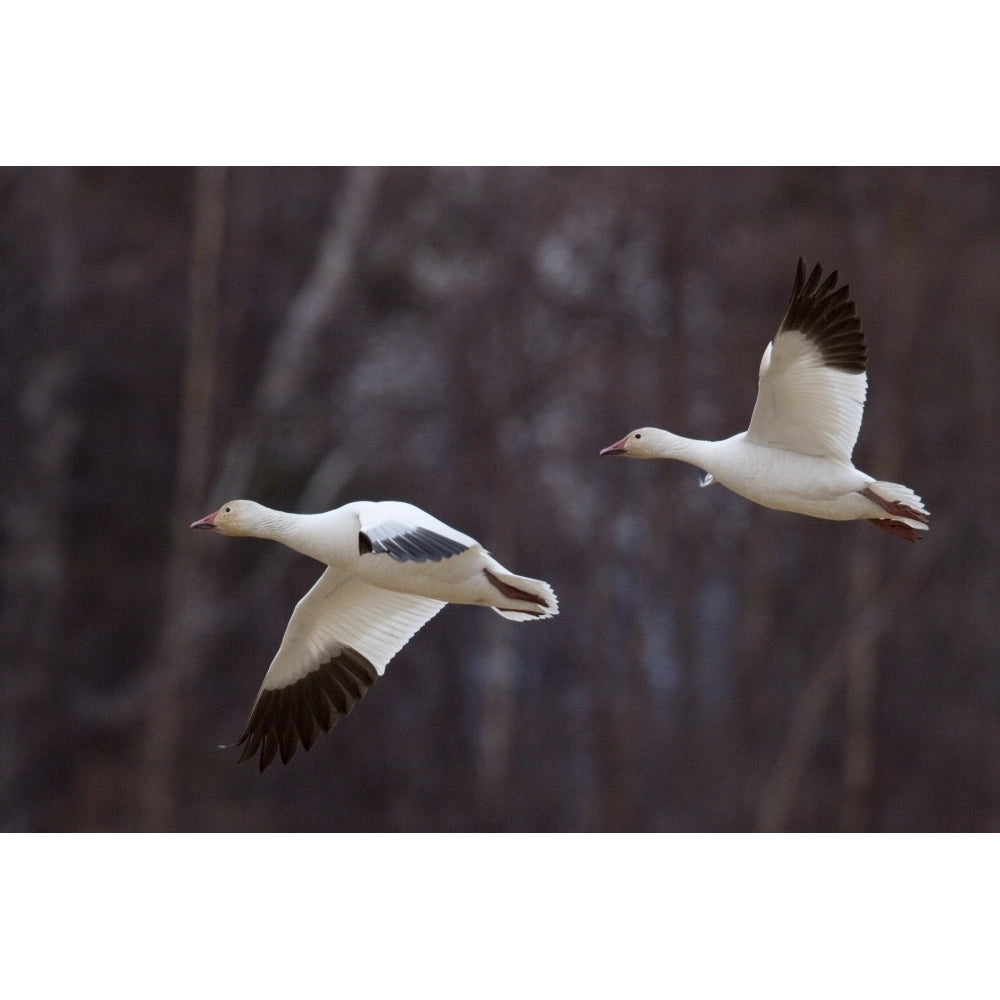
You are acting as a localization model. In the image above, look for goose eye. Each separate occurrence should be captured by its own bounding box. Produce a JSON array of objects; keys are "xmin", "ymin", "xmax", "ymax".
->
[
  {"xmin": 224, "ymin": 506, "xmax": 232, "ymax": 513},
  {"xmin": 634, "ymin": 433, "xmax": 642, "ymax": 440}
]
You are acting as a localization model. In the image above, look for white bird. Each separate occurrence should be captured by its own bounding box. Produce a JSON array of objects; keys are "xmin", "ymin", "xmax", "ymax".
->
[
  {"xmin": 601, "ymin": 259, "xmax": 929, "ymax": 541},
  {"xmin": 190, "ymin": 499, "xmax": 558, "ymax": 770}
]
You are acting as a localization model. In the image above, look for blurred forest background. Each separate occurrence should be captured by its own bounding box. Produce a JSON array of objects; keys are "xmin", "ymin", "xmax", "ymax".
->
[{"xmin": 2, "ymin": 165, "xmax": 998, "ymax": 832}]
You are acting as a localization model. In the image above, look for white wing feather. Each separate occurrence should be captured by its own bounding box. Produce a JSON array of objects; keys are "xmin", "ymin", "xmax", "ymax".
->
[
  {"xmin": 258, "ymin": 566, "xmax": 446, "ymax": 693},
  {"xmin": 745, "ymin": 329, "xmax": 867, "ymax": 464}
]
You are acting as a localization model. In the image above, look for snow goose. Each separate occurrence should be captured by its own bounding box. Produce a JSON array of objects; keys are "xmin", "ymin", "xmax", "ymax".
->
[
  {"xmin": 191, "ymin": 499, "xmax": 558, "ymax": 770},
  {"xmin": 601, "ymin": 258, "xmax": 929, "ymax": 541}
]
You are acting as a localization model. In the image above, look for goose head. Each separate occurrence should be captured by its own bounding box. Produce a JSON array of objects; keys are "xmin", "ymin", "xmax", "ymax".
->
[
  {"xmin": 190, "ymin": 499, "xmax": 263, "ymax": 536},
  {"xmin": 600, "ymin": 428, "xmax": 664, "ymax": 459}
]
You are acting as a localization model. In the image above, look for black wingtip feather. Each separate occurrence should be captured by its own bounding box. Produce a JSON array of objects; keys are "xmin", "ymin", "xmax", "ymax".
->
[
  {"xmin": 779, "ymin": 259, "xmax": 866, "ymax": 373},
  {"xmin": 233, "ymin": 647, "xmax": 380, "ymax": 772}
]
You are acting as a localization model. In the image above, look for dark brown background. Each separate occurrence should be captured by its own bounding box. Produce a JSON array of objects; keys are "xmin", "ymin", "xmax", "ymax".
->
[{"xmin": 3, "ymin": 166, "xmax": 997, "ymax": 831}]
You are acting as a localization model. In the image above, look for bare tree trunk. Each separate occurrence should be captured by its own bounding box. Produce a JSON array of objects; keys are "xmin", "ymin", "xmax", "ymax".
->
[
  {"xmin": 0, "ymin": 169, "xmax": 81, "ymax": 829},
  {"xmin": 0, "ymin": 354, "xmax": 79, "ymax": 829},
  {"xmin": 838, "ymin": 232, "xmax": 921, "ymax": 831},
  {"xmin": 474, "ymin": 618, "xmax": 517, "ymax": 830},
  {"xmin": 756, "ymin": 650, "xmax": 844, "ymax": 832},
  {"xmin": 212, "ymin": 166, "xmax": 383, "ymax": 501},
  {"xmin": 841, "ymin": 545, "xmax": 879, "ymax": 831},
  {"xmin": 473, "ymin": 411, "xmax": 522, "ymax": 830},
  {"xmin": 140, "ymin": 166, "xmax": 227, "ymax": 830},
  {"xmin": 602, "ymin": 613, "xmax": 649, "ymax": 831}
]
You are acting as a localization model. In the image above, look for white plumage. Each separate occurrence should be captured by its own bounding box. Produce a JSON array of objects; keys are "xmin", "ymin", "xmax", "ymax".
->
[
  {"xmin": 601, "ymin": 259, "xmax": 930, "ymax": 540},
  {"xmin": 191, "ymin": 499, "xmax": 558, "ymax": 770}
]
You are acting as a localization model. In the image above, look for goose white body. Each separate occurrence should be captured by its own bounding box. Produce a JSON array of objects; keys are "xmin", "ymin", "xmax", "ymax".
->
[
  {"xmin": 191, "ymin": 499, "xmax": 558, "ymax": 770},
  {"xmin": 601, "ymin": 259, "xmax": 929, "ymax": 541}
]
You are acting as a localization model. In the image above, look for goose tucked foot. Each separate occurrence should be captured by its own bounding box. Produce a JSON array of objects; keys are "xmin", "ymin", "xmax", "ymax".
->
[
  {"xmin": 868, "ymin": 518, "xmax": 922, "ymax": 542},
  {"xmin": 859, "ymin": 485, "xmax": 929, "ymax": 525},
  {"xmin": 483, "ymin": 569, "xmax": 549, "ymax": 613}
]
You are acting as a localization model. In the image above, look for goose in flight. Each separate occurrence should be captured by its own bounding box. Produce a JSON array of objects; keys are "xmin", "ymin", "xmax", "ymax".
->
[
  {"xmin": 601, "ymin": 259, "xmax": 929, "ymax": 541},
  {"xmin": 191, "ymin": 499, "xmax": 558, "ymax": 770}
]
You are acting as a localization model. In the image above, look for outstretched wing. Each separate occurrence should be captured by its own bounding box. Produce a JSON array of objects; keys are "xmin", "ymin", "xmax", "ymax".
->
[
  {"xmin": 235, "ymin": 566, "xmax": 445, "ymax": 771},
  {"xmin": 745, "ymin": 258, "xmax": 868, "ymax": 464}
]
